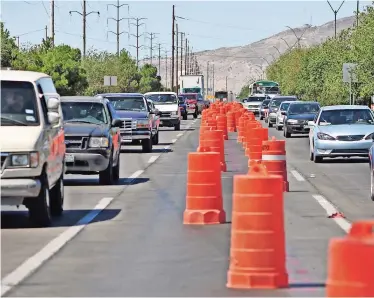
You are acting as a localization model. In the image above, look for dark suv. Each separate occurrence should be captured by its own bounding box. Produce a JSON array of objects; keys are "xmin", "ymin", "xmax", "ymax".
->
[
  {"xmin": 61, "ymin": 96, "xmax": 122, "ymax": 185},
  {"xmin": 97, "ymin": 93, "xmax": 159, "ymax": 153}
]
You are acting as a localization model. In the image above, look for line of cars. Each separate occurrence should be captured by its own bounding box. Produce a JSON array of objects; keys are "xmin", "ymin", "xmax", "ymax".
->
[
  {"xmin": 242, "ymin": 94, "xmax": 374, "ymax": 201},
  {"xmin": 0, "ymin": 70, "xmax": 208, "ymax": 227}
]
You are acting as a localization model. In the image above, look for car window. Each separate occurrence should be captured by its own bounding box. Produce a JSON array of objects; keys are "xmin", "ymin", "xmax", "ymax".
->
[
  {"xmin": 145, "ymin": 94, "xmax": 178, "ymax": 105},
  {"xmin": 317, "ymin": 109, "xmax": 374, "ymax": 125},
  {"xmin": 245, "ymin": 97, "xmax": 264, "ymax": 102},
  {"xmin": 180, "ymin": 94, "xmax": 197, "ymax": 100},
  {"xmin": 289, "ymin": 103, "xmax": 320, "ymax": 114},
  {"xmin": 105, "ymin": 96, "xmax": 147, "ymax": 111},
  {"xmin": 280, "ymin": 103, "xmax": 291, "ymax": 111},
  {"xmin": 61, "ymin": 101, "xmax": 108, "ymax": 125},
  {"xmin": 1, "ymin": 80, "xmax": 41, "ymax": 126}
]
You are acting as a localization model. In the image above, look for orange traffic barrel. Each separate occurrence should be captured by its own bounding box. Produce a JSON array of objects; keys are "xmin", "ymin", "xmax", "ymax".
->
[
  {"xmin": 217, "ymin": 115, "xmax": 228, "ymax": 140},
  {"xmin": 246, "ymin": 138, "xmax": 263, "ymax": 166},
  {"xmin": 227, "ymin": 112, "xmax": 236, "ymax": 132},
  {"xmin": 203, "ymin": 130, "xmax": 227, "ymax": 172},
  {"xmin": 261, "ymin": 137, "xmax": 289, "ymax": 192},
  {"xmin": 184, "ymin": 152, "xmax": 226, "ymax": 225},
  {"xmin": 227, "ymin": 161, "xmax": 288, "ymax": 289},
  {"xmin": 326, "ymin": 220, "xmax": 374, "ymax": 297}
]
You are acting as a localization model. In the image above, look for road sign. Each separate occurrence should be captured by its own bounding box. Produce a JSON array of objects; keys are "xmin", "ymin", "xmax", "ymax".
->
[
  {"xmin": 342, "ymin": 63, "xmax": 358, "ymax": 83},
  {"xmin": 104, "ymin": 76, "xmax": 118, "ymax": 86}
]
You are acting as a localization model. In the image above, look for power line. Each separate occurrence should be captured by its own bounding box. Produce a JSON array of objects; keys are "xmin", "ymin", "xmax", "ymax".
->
[
  {"xmin": 145, "ymin": 32, "xmax": 158, "ymax": 65},
  {"xmin": 175, "ymin": 15, "xmax": 254, "ymax": 31},
  {"xmin": 107, "ymin": 0, "xmax": 129, "ymax": 56},
  {"xmin": 69, "ymin": 0, "xmax": 100, "ymax": 57},
  {"xmin": 128, "ymin": 17, "xmax": 147, "ymax": 67}
]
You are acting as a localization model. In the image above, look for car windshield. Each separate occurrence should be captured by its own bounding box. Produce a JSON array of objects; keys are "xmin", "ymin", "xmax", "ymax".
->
[
  {"xmin": 270, "ymin": 98, "xmax": 296, "ymax": 107},
  {"xmin": 178, "ymin": 96, "xmax": 185, "ymax": 103},
  {"xmin": 288, "ymin": 103, "xmax": 320, "ymax": 114},
  {"xmin": 1, "ymin": 80, "xmax": 40, "ymax": 126},
  {"xmin": 262, "ymin": 99, "xmax": 270, "ymax": 106},
  {"xmin": 318, "ymin": 109, "xmax": 374, "ymax": 125},
  {"xmin": 181, "ymin": 94, "xmax": 197, "ymax": 100},
  {"xmin": 183, "ymin": 88, "xmax": 200, "ymax": 93},
  {"xmin": 244, "ymin": 97, "xmax": 264, "ymax": 102},
  {"xmin": 145, "ymin": 94, "xmax": 178, "ymax": 104},
  {"xmin": 280, "ymin": 103, "xmax": 291, "ymax": 111},
  {"xmin": 61, "ymin": 102, "xmax": 108, "ymax": 124},
  {"xmin": 105, "ymin": 96, "xmax": 147, "ymax": 111}
]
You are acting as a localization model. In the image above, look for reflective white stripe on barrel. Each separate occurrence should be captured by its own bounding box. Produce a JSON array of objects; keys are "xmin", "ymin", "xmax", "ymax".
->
[{"xmin": 262, "ymin": 155, "xmax": 286, "ymax": 161}]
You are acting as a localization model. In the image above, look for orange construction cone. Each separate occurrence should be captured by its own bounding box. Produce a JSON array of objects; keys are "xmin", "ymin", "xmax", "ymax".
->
[
  {"xmin": 183, "ymin": 152, "xmax": 226, "ymax": 225},
  {"xmin": 227, "ymin": 160, "xmax": 288, "ymax": 289},
  {"xmin": 203, "ymin": 130, "xmax": 227, "ymax": 172},
  {"xmin": 261, "ymin": 137, "xmax": 289, "ymax": 192},
  {"xmin": 326, "ymin": 220, "xmax": 374, "ymax": 297}
]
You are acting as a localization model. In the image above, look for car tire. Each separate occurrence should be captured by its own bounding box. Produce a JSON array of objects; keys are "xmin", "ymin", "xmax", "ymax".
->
[
  {"xmin": 309, "ymin": 144, "xmax": 314, "ymax": 161},
  {"xmin": 193, "ymin": 109, "xmax": 198, "ymax": 119},
  {"xmin": 112, "ymin": 151, "xmax": 120, "ymax": 182},
  {"xmin": 260, "ymin": 115, "xmax": 263, "ymax": 120},
  {"xmin": 276, "ymin": 124, "xmax": 282, "ymax": 131},
  {"xmin": 268, "ymin": 120, "xmax": 273, "ymax": 128},
  {"xmin": 174, "ymin": 121, "xmax": 181, "ymax": 131},
  {"xmin": 99, "ymin": 151, "xmax": 114, "ymax": 185},
  {"xmin": 28, "ymin": 171, "xmax": 52, "ymax": 227},
  {"xmin": 152, "ymin": 130, "xmax": 159, "ymax": 145},
  {"xmin": 313, "ymin": 148, "xmax": 323, "ymax": 163},
  {"xmin": 183, "ymin": 113, "xmax": 188, "ymax": 120},
  {"xmin": 49, "ymin": 173, "xmax": 64, "ymax": 217},
  {"xmin": 284, "ymin": 127, "xmax": 291, "ymax": 138},
  {"xmin": 142, "ymin": 137, "xmax": 153, "ymax": 153}
]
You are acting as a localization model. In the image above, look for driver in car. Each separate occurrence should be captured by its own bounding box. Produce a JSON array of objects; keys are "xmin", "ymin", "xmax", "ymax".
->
[{"xmin": 2, "ymin": 90, "xmax": 26, "ymax": 114}]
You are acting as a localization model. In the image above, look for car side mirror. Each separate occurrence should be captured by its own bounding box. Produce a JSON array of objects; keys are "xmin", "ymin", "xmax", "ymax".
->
[
  {"xmin": 308, "ymin": 121, "xmax": 315, "ymax": 126},
  {"xmin": 371, "ymin": 134, "xmax": 374, "ymax": 140},
  {"xmin": 48, "ymin": 111, "xmax": 60, "ymax": 125},
  {"xmin": 47, "ymin": 97, "xmax": 60, "ymax": 110},
  {"xmin": 112, "ymin": 118, "xmax": 123, "ymax": 127},
  {"xmin": 281, "ymin": 111, "xmax": 286, "ymax": 115}
]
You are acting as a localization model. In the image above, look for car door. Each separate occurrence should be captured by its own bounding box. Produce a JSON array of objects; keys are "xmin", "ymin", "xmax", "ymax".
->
[
  {"xmin": 106, "ymin": 101, "xmax": 120, "ymax": 156},
  {"xmin": 309, "ymin": 110, "xmax": 320, "ymax": 149}
]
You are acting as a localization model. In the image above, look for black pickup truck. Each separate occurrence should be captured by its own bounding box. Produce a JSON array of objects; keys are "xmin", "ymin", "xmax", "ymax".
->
[
  {"xmin": 96, "ymin": 93, "xmax": 159, "ymax": 153},
  {"xmin": 61, "ymin": 96, "xmax": 122, "ymax": 185}
]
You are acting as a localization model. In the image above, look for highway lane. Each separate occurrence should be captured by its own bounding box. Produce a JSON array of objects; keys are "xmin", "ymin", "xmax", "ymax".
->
[
  {"xmin": 3, "ymin": 117, "xmax": 348, "ymax": 297},
  {"xmin": 1, "ymin": 117, "xmax": 198, "ymax": 290},
  {"xmin": 261, "ymin": 119, "xmax": 374, "ymax": 224}
]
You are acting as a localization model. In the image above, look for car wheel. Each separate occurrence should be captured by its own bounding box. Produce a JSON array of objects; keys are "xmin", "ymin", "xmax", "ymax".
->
[
  {"xmin": 260, "ymin": 115, "xmax": 263, "ymax": 120},
  {"xmin": 276, "ymin": 124, "xmax": 282, "ymax": 131},
  {"xmin": 152, "ymin": 130, "xmax": 159, "ymax": 145},
  {"xmin": 268, "ymin": 120, "xmax": 273, "ymax": 128},
  {"xmin": 309, "ymin": 143, "xmax": 314, "ymax": 161},
  {"xmin": 28, "ymin": 171, "xmax": 52, "ymax": 227},
  {"xmin": 193, "ymin": 109, "xmax": 198, "ymax": 119},
  {"xmin": 112, "ymin": 151, "xmax": 120, "ymax": 182},
  {"xmin": 284, "ymin": 127, "xmax": 291, "ymax": 138},
  {"xmin": 313, "ymin": 147, "xmax": 323, "ymax": 163},
  {"xmin": 142, "ymin": 137, "xmax": 153, "ymax": 153},
  {"xmin": 49, "ymin": 173, "xmax": 64, "ymax": 217},
  {"xmin": 174, "ymin": 121, "xmax": 181, "ymax": 131},
  {"xmin": 99, "ymin": 150, "xmax": 114, "ymax": 185},
  {"xmin": 183, "ymin": 113, "xmax": 187, "ymax": 120}
]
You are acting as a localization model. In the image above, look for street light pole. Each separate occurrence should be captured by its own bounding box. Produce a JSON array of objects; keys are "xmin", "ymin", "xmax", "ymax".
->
[{"xmin": 326, "ymin": 0, "xmax": 345, "ymax": 38}]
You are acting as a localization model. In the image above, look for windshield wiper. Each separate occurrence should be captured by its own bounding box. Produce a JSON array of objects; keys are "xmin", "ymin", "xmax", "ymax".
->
[
  {"xmin": 65, "ymin": 120, "xmax": 98, "ymax": 124},
  {"xmin": 0, "ymin": 116, "xmax": 27, "ymax": 126}
]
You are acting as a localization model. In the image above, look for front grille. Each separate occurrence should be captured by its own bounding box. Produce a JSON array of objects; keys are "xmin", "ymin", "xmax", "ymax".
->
[
  {"xmin": 247, "ymin": 105, "xmax": 259, "ymax": 109},
  {"xmin": 65, "ymin": 136, "xmax": 89, "ymax": 149},
  {"xmin": 161, "ymin": 112, "xmax": 171, "ymax": 117},
  {"xmin": 120, "ymin": 118, "xmax": 137, "ymax": 130},
  {"xmin": 336, "ymin": 135, "xmax": 365, "ymax": 141},
  {"xmin": 332, "ymin": 149, "xmax": 368, "ymax": 154}
]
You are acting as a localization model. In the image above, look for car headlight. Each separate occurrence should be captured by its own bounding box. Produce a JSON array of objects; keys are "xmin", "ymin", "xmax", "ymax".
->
[
  {"xmin": 10, "ymin": 152, "xmax": 39, "ymax": 168},
  {"xmin": 287, "ymin": 119, "xmax": 298, "ymax": 124},
  {"xmin": 365, "ymin": 133, "xmax": 374, "ymax": 140},
  {"xmin": 89, "ymin": 137, "xmax": 109, "ymax": 148},
  {"xmin": 317, "ymin": 132, "xmax": 336, "ymax": 141},
  {"xmin": 136, "ymin": 119, "xmax": 150, "ymax": 128},
  {"xmin": 171, "ymin": 111, "xmax": 178, "ymax": 116}
]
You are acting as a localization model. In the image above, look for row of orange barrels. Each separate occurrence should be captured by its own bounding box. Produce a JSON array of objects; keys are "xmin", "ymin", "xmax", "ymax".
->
[{"xmin": 183, "ymin": 100, "xmax": 374, "ymax": 296}]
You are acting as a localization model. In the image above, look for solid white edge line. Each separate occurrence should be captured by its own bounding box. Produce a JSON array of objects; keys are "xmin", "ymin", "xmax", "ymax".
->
[
  {"xmin": 171, "ymin": 138, "xmax": 177, "ymax": 143},
  {"xmin": 148, "ymin": 155, "xmax": 160, "ymax": 164},
  {"xmin": 312, "ymin": 194, "xmax": 351, "ymax": 233},
  {"xmin": 0, "ymin": 196, "xmax": 114, "ymax": 297},
  {"xmin": 290, "ymin": 170, "xmax": 305, "ymax": 182}
]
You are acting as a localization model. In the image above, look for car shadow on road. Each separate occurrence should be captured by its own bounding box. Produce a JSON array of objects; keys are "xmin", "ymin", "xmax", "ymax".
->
[
  {"xmin": 120, "ymin": 148, "xmax": 172, "ymax": 154},
  {"xmin": 180, "ymin": 128, "xmax": 195, "ymax": 131},
  {"xmin": 0, "ymin": 208, "xmax": 121, "ymax": 229},
  {"xmin": 321, "ymin": 157, "xmax": 369, "ymax": 164},
  {"xmin": 64, "ymin": 177, "xmax": 149, "ymax": 186},
  {"xmin": 288, "ymin": 135, "xmax": 309, "ymax": 139},
  {"xmin": 289, "ymin": 282, "xmax": 325, "ymax": 288},
  {"xmin": 157, "ymin": 142, "xmax": 173, "ymax": 146}
]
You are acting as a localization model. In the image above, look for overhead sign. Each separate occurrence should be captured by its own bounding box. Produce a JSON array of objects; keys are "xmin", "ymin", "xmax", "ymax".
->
[
  {"xmin": 104, "ymin": 76, "xmax": 118, "ymax": 86},
  {"xmin": 342, "ymin": 63, "xmax": 358, "ymax": 83}
]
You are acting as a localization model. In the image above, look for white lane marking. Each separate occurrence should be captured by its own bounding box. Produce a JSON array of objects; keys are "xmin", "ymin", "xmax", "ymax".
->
[
  {"xmin": 176, "ymin": 133, "xmax": 183, "ymax": 137},
  {"xmin": 171, "ymin": 138, "xmax": 177, "ymax": 143},
  {"xmin": 128, "ymin": 170, "xmax": 144, "ymax": 179},
  {"xmin": 290, "ymin": 170, "xmax": 305, "ymax": 182},
  {"xmin": 1, "ymin": 196, "xmax": 114, "ymax": 297},
  {"xmin": 312, "ymin": 194, "xmax": 352, "ymax": 233},
  {"xmin": 164, "ymin": 145, "xmax": 170, "ymax": 150},
  {"xmin": 148, "ymin": 155, "xmax": 159, "ymax": 164}
]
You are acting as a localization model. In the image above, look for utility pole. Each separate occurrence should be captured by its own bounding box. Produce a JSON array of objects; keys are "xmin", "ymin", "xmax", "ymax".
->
[
  {"xmin": 356, "ymin": 0, "xmax": 359, "ymax": 27},
  {"xmin": 128, "ymin": 17, "xmax": 147, "ymax": 67},
  {"xmin": 165, "ymin": 52, "xmax": 168, "ymax": 89},
  {"xmin": 107, "ymin": 0, "xmax": 129, "ymax": 56},
  {"xmin": 180, "ymin": 32, "xmax": 184, "ymax": 77},
  {"xmin": 171, "ymin": 5, "xmax": 175, "ymax": 92},
  {"xmin": 206, "ymin": 61, "xmax": 209, "ymax": 96},
  {"xmin": 69, "ymin": 0, "xmax": 100, "ymax": 57},
  {"xmin": 175, "ymin": 23, "xmax": 179, "ymax": 94},
  {"xmin": 185, "ymin": 38, "xmax": 188, "ymax": 75},
  {"xmin": 327, "ymin": 0, "xmax": 345, "ymax": 38},
  {"xmin": 145, "ymin": 32, "xmax": 158, "ymax": 65},
  {"xmin": 212, "ymin": 63, "xmax": 215, "ymax": 95},
  {"xmin": 45, "ymin": 26, "xmax": 48, "ymax": 40},
  {"xmin": 50, "ymin": 0, "xmax": 55, "ymax": 46},
  {"xmin": 157, "ymin": 43, "xmax": 161, "ymax": 75},
  {"xmin": 225, "ymin": 76, "xmax": 228, "ymax": 92}
]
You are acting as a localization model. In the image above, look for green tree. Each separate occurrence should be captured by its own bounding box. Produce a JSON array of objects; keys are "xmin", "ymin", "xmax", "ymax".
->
[
  {"xmin": 1, "ymin": 23, "xmax": 18, "ymax": 67},
  {"xmin": 238, "ymin": 84, "xmax": 249, "ymax": 98}
]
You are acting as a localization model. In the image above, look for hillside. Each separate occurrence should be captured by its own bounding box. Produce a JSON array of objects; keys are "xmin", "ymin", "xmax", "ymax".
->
[{"xmin": 143, "ymin": 15, "xmax": 357, "ymax": 94}]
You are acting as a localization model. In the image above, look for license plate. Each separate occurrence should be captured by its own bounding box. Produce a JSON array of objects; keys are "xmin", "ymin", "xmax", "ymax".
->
[
  {"xmin": 122, "ymin": 135, "xmax": 132, "ymax": 140},
  {"xmin": 65, "ymin": 153, "xmax": 74, "ymax": 163}
]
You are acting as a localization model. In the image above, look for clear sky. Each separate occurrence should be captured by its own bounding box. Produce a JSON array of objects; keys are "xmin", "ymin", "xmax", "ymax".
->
[{"xmin": 1, "ymin": 0, "xmax": 372, "ymax": 59}]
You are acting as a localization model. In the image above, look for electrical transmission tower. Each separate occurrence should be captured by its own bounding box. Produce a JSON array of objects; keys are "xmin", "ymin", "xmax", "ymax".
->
[
  {"xmin": 127, "ymin": 17, "xmax": 147, "ymax": 67},
  {"xmin": 107, "ymin": 0, "xmax": 129, "ymax": 56},
  {"xmin": 145, "ymin": 32, "xmax": 158, "ymax": 65}
]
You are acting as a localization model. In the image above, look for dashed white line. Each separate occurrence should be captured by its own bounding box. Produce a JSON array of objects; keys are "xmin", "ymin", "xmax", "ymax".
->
[
  {"xmin": 148, "ymin": 155, "xmax": 159, "ymax": 164},
  {"xmin": 176, "ymin": 133, "xmax": 183, "ymax": 137},
  {"xmin": 0, "ymin": 196, "xmax": 115, "ymax": 297},
  {"xmin": 312, "ymin": 194, "xmax": 352, "ymax": 233},
  {"xmin": 171, "ymin": 138, "xmax": 177, "ymax": 143},
  {"xmin": 290, "ymin": 170, "xmax": 305, "ymax": 182},
  {"xmin": 128, "ymin": 170, "xmax": 144, "ymax": 179}
]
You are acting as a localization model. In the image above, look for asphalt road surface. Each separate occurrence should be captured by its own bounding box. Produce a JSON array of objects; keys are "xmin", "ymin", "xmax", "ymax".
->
[{"xmin": 1, "ymin": 115, "xmax": 373, "ymax": 297}]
